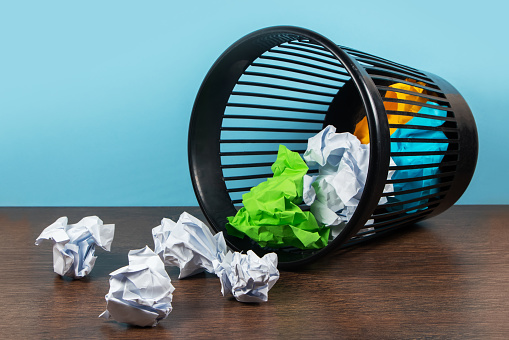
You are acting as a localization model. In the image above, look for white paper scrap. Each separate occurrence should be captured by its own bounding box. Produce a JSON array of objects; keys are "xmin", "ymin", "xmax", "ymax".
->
[
  {"xmin": 153, "ymin": 212, "xmax": 280, "ymax": 302},
  {"xmin": 35, "ymin": 216, "xmax": 114, "ymax": 278},
  {"xmin": 213, "ymin": 250, "xmax": 279, "ymax": 303},
  {"xmin": 99, "ymin": 246, "xmax": 174, "ymax": 327},
  {"xmin": 152, "ymin": 212, "xmax": 227, "ymax": 278}
]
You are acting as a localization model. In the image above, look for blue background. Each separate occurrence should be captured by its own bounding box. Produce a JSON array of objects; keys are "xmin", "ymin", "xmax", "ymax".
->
[{"xmin": 1, "ymin": 0, "xmax": 506, "ymax": 206}]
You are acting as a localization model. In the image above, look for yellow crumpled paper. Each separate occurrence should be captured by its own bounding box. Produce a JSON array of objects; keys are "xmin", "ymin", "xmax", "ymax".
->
[{"xmin": 354, "ymin": 79, "xmax": 428, "ymax": 144}]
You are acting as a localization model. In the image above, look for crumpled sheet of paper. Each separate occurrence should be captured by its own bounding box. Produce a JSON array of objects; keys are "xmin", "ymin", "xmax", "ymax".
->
[
  {"xmin": 302, "ymin": 125, "xmax": 395, "ymax": 234},
  {"xmin": 213, "ymin": 250, "xmax": 279, "ymax": 303},
  {"xmin": 354, "ymin": 79, "xmax": 428, "ymax": 144},
  {"xmin": 35, "ymin": 216, "xmax": 114, "ymax": 278},
  {"xmin": 152, "ymin": 212, "xmax": 227, "ymax": 278},
  {"xmin": 388, "ymin": 101, "xmax": 448, "ymax": 211},
  {"xmin": 153, "ymin": 212, "xmax": 280, "ymax": 302},
  {"xmin": 226, "ymin": 144, "xmax": 329, "ymax": 250},
  {"xmin": 99, "ymin": 246, "xmax": 174, "ymax": 327}
]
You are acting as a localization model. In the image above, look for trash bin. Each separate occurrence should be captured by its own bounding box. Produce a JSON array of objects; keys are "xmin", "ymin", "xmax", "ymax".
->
[{"xmin": 188, "ymin": 26, "xmax": 478, "ymax": 269}]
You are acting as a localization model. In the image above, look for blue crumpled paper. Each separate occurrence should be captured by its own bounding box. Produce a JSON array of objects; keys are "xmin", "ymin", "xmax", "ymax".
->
[{"xmin": 388, "ymin": 102, "xmax": 448, "ymax": 211}]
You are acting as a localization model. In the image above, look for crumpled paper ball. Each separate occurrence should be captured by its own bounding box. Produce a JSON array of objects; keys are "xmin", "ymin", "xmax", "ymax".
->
[
  {"xmin": 35, "ymin": 216, "xmax": 114, "ymax": 278},
  {"xmin": 152, "ymin": 212, "xmax": 227, "ymax": 278},
  {"xmin": 213, "ymin": 250, "xmax": 279, "ymax": 303},
  {"xmin": 303, "ymin": 126, "xmax": 395, "ymax": 229},
  {"xmin": 153, "ymin": 212, "xmax": 280, "ymax": 302},
  {"xmin": 99, "ymin": 246, "xmax": 174, "ymax": 327}
]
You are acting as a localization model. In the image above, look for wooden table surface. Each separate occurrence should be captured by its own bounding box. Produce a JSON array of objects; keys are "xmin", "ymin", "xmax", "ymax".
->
[{"xmin": 0, "ymin": 205, "xmax": 508, "ymax": 339}]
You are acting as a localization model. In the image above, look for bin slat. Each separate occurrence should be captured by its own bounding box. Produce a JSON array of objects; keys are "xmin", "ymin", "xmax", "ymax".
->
[
  {"xmin": 344, "ymin": 49, "xmax": 423, "ymax": 75},
  {"xmin": 223, "ymin": 114, "xmax": 323, "ymax": 124},
  {"xmin": 386, "ymin": 171, "xmax": 455, "ymax": 184},
  {"xmin": 236, "ymin": 81, "xmax": 336, "ymax": 97},
  {"xmin": 288, "ymin": 40, "xmax": 327, "ymax": 51},
  {"xmin": 385, "ymin": 110, "xmax": 455, "ymax": 121},
  {"xmin": 368, "ymin": 208, "xmax": 434, "ymax": 229},
  {"xmin": 221, "ymin": 150, "xmax": 307, "ymax": 156},
  {"xmin": 230, "ymin": 91, "xmax": 332, "ymax": 105},
  {"xmin": 268, "ymin": 49, "xmax": 346, "ymax": 70},
  {"xmin": 225, "ymin": 173, "xmax": 274, "ymax": 181},
  {"xmin": 346, "ymin": 215, "xmax": 427, "ymax": 242},
  {"xmin": 381, "ymin": 182, "xmax": 451, "ymax": 197},
  {"xmin": 260, "ymin": 55, "xmax": 347, "ymax": 78},
  {"xmin": 252, "ymin": 63, "xmax": 348, "ymax": 83},
  {"xmin": 376, "ymin": 191, "xmax": 446, "ymax": 210},
  {"xmin": 340, "ymin": 45, "xmax": 421, "ymax": 71},
  {"xmin": 383, "ymin": 98, "xmax": 453, "ymax": 111},
  {"xmin": 355, "ymin": 57, "xmax": 429, "ymax": 81},
  {"xmin": 224, "ymin": 168, "xmax": 319, "ymax": 182},
  {"xmin": 277, "ymin": 44, "xmax": 338, "ymax": 61},
  {"xmin": 390, "ymin": 138, "xmax": 455, "ymax": 143},
  {"xmin": 221, "ymin": 162, "xmax": 274, "ymax": 169},
  {"xmin": 221, "ymin": 126, "xmax": 321, "ymax": 133},
  {"xmin": 226, "ymin": 186, "xmax": 254, "ymax": 193},
  {"xmin": 366, "ymin": 66, "xmax": 438, "ymax": 87},
  {"xmin": 244, "ymin": 71, "xmax": 343, "ymax": 90},
  {"xmin": 371, "ymin": 205, "xmax": 442, "ymax": 223},
  {"xmin": 358, "ymin": 209, "xmax": 433, "ymax": 234},
  {"xmin": 220, "ymin": 139, "xmax": 309, "ymax": 144},
  {"xmin": 371, "ymin": 75, "xmax": 444, "ymax": 94},
  {"xmin": 389, "ymin": 161, "xmax": 457, "ymax": 171},
  {"xmin": 376, "ymin": 85, "xmax": 448, "ymax": 103},
  {"xmin": 388, "ymin": 124, "xmax": 458, "ymax": 132},
  {"xmin": 390, "ymin": 150, "xmax": 458, "ymax": 157},
  {"xmin": 372, "ymin": 202, "xmax": 442, "ymax": 220},
  {"xmin": 226, "ymin": 102, "xmax": 327, "ymax": 114}
]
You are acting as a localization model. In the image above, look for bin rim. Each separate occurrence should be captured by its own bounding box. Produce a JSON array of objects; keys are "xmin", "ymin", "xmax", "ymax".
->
[{"xmin": 188, "ymin": 25, "xmax": 391, "ymax": 269}]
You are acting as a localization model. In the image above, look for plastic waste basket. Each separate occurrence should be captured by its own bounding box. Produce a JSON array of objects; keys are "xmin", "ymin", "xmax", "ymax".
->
[{"xmin": 188, "ymin": 26, "xmax": 478, "ymax": 269}]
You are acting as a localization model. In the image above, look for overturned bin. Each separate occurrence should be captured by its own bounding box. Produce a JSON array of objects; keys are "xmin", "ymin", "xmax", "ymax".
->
[{"xmin": 188, "ymin": 26, "xmax": 478, "ymax": 269}]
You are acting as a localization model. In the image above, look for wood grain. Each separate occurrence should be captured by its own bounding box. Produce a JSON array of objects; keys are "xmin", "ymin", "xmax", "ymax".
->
[{"xmin": 0, "ymin": 206, "xmax": 508, "ymax": 339}]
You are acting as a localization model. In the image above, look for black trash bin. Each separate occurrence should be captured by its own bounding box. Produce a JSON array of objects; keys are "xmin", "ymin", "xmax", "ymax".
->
[{"xmin": 188, "ymin": 26, "xmax": 478, "ymax": 269}]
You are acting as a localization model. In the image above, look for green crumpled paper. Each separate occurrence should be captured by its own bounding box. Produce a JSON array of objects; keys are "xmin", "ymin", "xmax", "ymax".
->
[{"xmin": 226, "ymin": 145, "xmax": 329, "ymax": 250}]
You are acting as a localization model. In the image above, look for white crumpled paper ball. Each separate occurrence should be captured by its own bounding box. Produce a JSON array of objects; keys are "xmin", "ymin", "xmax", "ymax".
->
[
  {"xmin": 213, "ymin": 250, "xmax": 279, "ymax": 303},
  {"xmin": 99, "ymin": 246, "xmax": 175, "ymax": 327},
  {"xmin": 152, "ymin": 212, "xmax": 227, "ymax": 278},
  {"xmin": 35, "ymin": 216, "xmax": 114, "ymax": 278}
]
